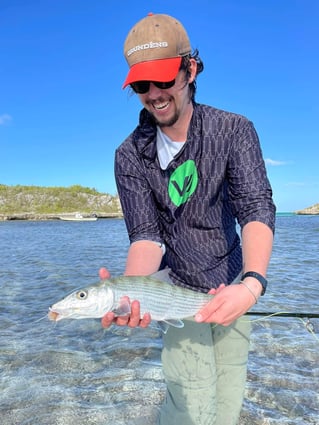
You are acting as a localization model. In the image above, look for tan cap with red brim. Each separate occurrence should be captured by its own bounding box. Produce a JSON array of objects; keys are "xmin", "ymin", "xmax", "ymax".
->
[{"xmin": 123, "ymin": 13, "xmax": 191, "ymax": 88}]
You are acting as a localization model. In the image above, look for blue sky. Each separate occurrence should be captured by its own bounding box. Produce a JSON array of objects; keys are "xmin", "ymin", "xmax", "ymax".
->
[{"xmin": 1, "ymin": 0, "xmax": 318, "ymax": 212}]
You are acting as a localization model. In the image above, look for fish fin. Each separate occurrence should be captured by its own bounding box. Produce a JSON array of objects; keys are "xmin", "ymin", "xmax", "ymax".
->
[
  {"xmin": 165, "ymin": 319, "xmax": 184, "ymax": 328},
  {"xmin": 151, "ymin": 268, "xmax": 172, "ymax": 284},
  {"xmin": 113, "ymin": 298, "xmax": 131, "ymax": 316},
  {"xmin": 157, "ymin": 319, "xmax": 184, "ymax": 334},
  {"xmin": 157, "ymin": 322, "xmax": 170, "ymax": 334}
]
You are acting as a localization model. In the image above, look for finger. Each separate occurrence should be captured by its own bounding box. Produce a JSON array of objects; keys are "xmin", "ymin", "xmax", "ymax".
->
[
  {"xmin": 128, "ymin": 300, "xmax": 142, "ymax": 328},
  {"xmin": 113, "ymin": 296, "xmax": 131, "ymax": 326},
  {"xmin": 195, "ymin": 309, "xmax": 224, "ymax": 325},
  {"xmin": 115, "ymin": 314, "xmax": 130, "ymax": 326},
  {"xmin": 99, "ymin": 267, "xmax": 111, "ymax": 280},
  {"xmin": 208, "ymin": 284, "xmax": 225, "ymax": 295},
  {"xmin": 139, "ymin": 312, "xmax": 151, "ymax": 328},
  {"xmin": 195, "ymin": 296, "xmax": 224, "ymax": 323},
  {"xmin": 195, "ymin": 310, "xmax": 214, "ymax": 323},
  {"xmin": 208, "ymin": 288, "xmax": 218, "ymax": 295},
  {"xmin": 101, "ymin": 312, "xmax": 115, "ymax": 328}
]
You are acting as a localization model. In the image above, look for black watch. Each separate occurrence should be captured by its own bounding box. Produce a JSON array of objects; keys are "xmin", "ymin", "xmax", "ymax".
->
[{"xmin": 241, "ymin": 271, "xmax": 268, "ymax": 296}]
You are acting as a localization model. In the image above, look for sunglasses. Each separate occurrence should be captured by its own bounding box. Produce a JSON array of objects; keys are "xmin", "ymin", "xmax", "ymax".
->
[{"xmin": 130, "ymin": 79, "xmax": 176, "ymax": 94}]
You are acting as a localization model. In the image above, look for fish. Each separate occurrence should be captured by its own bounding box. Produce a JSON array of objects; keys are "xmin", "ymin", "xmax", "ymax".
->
[{"xmin": 48, "ymin": 269, "xmax": 213, "ymax": 333}]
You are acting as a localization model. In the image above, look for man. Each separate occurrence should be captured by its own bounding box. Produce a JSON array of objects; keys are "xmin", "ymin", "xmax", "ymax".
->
[{"xmin": 101, "ymin": 13, "xmax": 276, "ymax": 425}]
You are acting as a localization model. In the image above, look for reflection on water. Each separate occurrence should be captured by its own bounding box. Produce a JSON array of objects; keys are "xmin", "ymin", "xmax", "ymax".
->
[{"xmin": 0, "ymin": 217, "xmax": 319, "ymax": 424}]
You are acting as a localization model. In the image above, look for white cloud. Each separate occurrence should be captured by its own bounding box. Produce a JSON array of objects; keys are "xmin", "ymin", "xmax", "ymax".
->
[
  {"xmin": 265, "ymin": 158, "xmax": 287, "ymax": 166},
  {"xmin": 0, "ymin": 114, "xmax": 12, "ymax": 125}
]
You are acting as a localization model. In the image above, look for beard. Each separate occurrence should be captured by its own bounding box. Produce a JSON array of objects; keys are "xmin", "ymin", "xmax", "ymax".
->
[
  {"xmin": 154, "ymin": 110, "xmax": 179, "ymax": 128},
  {"xmin": 145, "ymin": 96, "xmax": 180, "ymax": 128}
]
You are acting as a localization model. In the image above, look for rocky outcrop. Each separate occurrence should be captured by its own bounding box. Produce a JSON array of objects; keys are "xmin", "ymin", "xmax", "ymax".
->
[
  {"xmin": 295, "ymin": 204, "xmax": 319, "ymax": 215},
  {"xmin": 0, "ymin": 184, "xmax": 123, "ymax": 220}
]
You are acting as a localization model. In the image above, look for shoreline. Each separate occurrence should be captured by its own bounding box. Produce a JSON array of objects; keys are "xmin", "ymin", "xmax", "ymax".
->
[
  {"xmin": 0, "ymin": 212, "xmax": 123, "ymax": 221},
  {"xmin": 1, "ymin": 211, "xmax": 318, "ymax": 222}
]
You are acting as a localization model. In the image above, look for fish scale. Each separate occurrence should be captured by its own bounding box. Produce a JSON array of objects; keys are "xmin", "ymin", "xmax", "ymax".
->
[{"xmin": 105, "ymin": 275, "xmax": 212, "ymax": 320}]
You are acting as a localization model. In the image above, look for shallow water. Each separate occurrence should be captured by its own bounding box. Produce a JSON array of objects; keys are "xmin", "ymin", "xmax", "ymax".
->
[{"xmin": 0, "ymin": 216, "xmax": 318, "ymax": 424}]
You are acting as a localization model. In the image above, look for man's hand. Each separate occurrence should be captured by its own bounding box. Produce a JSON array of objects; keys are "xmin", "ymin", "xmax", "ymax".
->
[
  {"xmin": 195, "ymin": 283, "xmax": 256, "ymax": 326},
  {"xmin": 99, "ymin": 267, "xmax": 111, "ymax": 280},
  {"xmin": 99, "ymin": 267, "xmax": 151, "ymax": 329}
]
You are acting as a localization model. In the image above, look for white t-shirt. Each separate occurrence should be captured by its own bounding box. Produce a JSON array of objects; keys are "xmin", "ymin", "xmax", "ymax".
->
[{"xmin": 156, "ymin": 126, "xmax": 185, "ymax": 170}]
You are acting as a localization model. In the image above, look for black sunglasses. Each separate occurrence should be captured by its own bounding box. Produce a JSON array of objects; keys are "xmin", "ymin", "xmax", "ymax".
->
[{"xmin": 130, "ymin": 79, "xmax": 176, "ymax": 94}]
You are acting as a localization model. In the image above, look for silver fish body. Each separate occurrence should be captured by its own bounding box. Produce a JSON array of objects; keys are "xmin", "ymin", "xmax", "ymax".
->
[{"xmin": 48, "ymin": 269, "xmax": 213, "ymax": 330}]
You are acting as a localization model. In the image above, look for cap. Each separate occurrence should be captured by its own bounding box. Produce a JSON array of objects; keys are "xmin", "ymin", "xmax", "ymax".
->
[{"xmin": 123, "ymin": 13, "xmax": 191, "ymax": 88}]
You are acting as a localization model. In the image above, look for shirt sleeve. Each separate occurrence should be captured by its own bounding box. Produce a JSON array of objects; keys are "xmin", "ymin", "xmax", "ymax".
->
[
  {"xmin": 115, "ymin": 144, "xmax": 164, "ymax": 244},
  {"xmin": 227, "ymin": 119, "xmax": 276, "ymax": 232}
]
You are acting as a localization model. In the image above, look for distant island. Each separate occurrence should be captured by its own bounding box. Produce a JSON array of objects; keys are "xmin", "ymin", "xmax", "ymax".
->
[
  {"xmin": 0, "ymin": 184, "xmax": 123, "ymax": 221},
  {"xmin": 0, "ymin": 184, "xmax": 318, "ymax": 220},
  {"xmin": 295, "ymin": 203, "xmax": 319, "ymax": 215}
]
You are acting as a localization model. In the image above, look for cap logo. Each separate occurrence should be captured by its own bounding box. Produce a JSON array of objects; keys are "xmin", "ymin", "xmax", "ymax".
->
[{"xmin": 127, "ymin": 41, "xmax": 168, "ymax": 57}]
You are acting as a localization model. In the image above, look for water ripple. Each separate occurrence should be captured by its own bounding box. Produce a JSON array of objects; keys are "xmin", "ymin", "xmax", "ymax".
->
[{"xmin": 1, "ymin": 217, "xmax": 319, "ymax": 424}]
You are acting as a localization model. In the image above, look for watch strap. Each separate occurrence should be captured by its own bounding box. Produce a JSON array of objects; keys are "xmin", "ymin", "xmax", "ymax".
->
[{"xmin": 241, "ymin": 271, "xmax": 267, "ymax": 296}]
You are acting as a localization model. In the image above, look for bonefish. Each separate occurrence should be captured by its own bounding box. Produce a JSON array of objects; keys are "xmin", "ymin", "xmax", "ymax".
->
[{"xmin": 48, "ymin": 269, "xmax": 213, "ymax": 333}]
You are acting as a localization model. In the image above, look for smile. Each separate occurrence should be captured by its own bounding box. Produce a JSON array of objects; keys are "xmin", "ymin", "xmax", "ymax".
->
[{"xmin": 153, "ymin": 101, "xmax": 170, "ymax": 111}]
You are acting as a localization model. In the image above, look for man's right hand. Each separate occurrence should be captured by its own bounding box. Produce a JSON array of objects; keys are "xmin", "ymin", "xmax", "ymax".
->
[{"xmin": 99, "ymin": 267, "xmax": 152, "ymax": 329}]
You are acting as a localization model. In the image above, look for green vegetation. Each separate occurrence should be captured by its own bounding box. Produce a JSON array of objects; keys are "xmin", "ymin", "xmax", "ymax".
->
[
  {"xmin": 0, "ymin": 184, "xmax": 121, "ymax": 215},
  {"xmin": 1, "ymin": 184, "xmax": 318, "ymax": 218}
]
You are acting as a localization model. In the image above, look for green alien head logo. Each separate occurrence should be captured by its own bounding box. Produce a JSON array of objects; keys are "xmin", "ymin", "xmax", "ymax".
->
[{"xmin": 168, "ymin": 160, "xmax": 198, "ymax": 207}]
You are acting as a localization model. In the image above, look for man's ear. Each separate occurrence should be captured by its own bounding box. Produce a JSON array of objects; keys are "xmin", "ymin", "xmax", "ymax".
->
[{"xmin": 188, "ymin": 58, "xmax": 197, "ymax": 83}]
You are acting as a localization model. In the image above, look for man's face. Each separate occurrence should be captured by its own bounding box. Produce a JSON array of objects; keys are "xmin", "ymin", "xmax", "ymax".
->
[{"xmin": 136, "ymin": 69, "xmax": 192, "ymax": 129}]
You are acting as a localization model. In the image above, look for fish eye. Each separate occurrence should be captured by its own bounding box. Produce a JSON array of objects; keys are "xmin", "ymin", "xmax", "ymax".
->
[{"xmin": 76, "ymin": 290, "xmax": 88, "ymax": 300}]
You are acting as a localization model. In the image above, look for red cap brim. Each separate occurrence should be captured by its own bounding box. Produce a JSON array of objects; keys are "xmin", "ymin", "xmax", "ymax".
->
[{"xmin": 122, "ymin": 57, "xmax": 182, "ymax": 88}]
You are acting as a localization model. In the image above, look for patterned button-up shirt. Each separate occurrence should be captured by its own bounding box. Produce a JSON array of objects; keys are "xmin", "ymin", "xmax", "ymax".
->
[{"xmin": 115, "ymin": 103, "xmax": 276, "ymax": 292}]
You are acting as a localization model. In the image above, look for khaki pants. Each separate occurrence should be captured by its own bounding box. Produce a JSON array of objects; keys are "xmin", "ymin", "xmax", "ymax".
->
[{"xmin": 159, "ymin": 316, "xmax": 251, "ymax": 425}]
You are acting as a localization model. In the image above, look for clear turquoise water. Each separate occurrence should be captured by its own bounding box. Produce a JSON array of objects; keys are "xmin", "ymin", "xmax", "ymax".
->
[{"xmin": 0, "ymin": 216, "xmax": 318, "ymax": 424}]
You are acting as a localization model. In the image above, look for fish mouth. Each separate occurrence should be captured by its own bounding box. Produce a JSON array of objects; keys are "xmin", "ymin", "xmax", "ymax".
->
[
  {"xmin": 48, "ymin": 308, "xmax": 61, "ymax": 321},
  {"xmin": 48, "ymin": 311, "xmax": 58, "ymax": 321},
  {"xmin": 48, "ymin": 307, "xmax": 69, "ymax": 322},
  {"xmin": 48, "ymin": 306, "xmax": 86, "ymax": 321}
]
